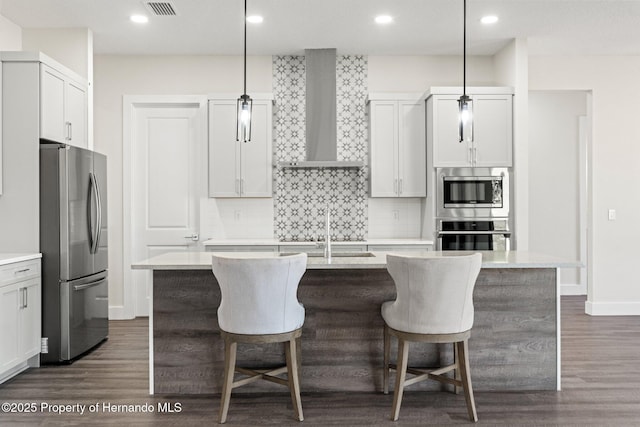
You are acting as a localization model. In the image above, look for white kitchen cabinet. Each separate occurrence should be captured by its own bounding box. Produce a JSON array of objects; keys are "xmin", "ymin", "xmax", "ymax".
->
[
  {"xmin": 0, "ymin": 257, "xmax": 41, "ymax": 384},
  {"xmin": 427, "ymin": 88, "xmax": 513, "ymax": 168},
  {"xmin": 208, "ymin": 97, "xmax": 273, "ymax": 198},
  {"xmin": 368, "ymin": 95, "xmax": 426, "ymax": 197},
  {"xmin": 40, "ymin": 63, "xmax": 88, "ymax": 148}
]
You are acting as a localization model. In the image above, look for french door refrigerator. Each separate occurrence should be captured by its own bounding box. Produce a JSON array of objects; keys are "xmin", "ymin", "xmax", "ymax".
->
[{"xmin": 39, "ymin": 142, "xmax": 108, "ymax": 363}]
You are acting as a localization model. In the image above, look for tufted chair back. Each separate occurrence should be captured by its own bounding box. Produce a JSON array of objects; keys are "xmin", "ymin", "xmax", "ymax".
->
[
  {"xmin": 212, "ymin": 253, "xmax": 307, "ymax": 335},
  {"xmin": 382, "ymin": 253, "xmax": 482, "ymax": 335}
]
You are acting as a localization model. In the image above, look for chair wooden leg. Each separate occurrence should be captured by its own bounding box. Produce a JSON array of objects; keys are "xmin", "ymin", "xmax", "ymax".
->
[
  {"xmin": 456, "ymin": 340, "xmax": 478, "ymax": 422},
  {"xmin": 219, "ymin": 339, "xmax": 237, "ymax": 424},
  {"xmin": 391, "ymin": 338, "xmax": 409, "ymax": 421},
  {"xmin": 383, "ymin": 324, "xmax": 391, "ymax": 394},
  {"xmin": 285, "ymin": 338, "xmax": 304, "ymax": 421},
  {"xmin": 453, "ymin": 342, "xmax": 460, "ymax": 394}
]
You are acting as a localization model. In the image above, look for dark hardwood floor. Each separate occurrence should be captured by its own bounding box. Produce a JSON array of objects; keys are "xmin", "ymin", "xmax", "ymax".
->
[{"xmin": 1, "ymin": 296, "xmax": 639, "ymax": 426}]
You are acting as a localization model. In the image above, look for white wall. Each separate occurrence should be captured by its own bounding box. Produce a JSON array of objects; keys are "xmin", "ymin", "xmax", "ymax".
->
[
  {"xmin": 22, "ymin": 28, "xmax": 92, "ymax": 79},
  {"xmin": 0, "ymin": 14, "xmax": 21, "ymax": 50},
  {"xmin": 493, "ymin": 39, "xmax": 529, "ymax": 250},
  {"xmin": 530, "ymin": 55, "xmax": 640, "ymax": 315},
  {"xmin": 529, "ymin": 91, "xmax": 587, "ymax": 292}
]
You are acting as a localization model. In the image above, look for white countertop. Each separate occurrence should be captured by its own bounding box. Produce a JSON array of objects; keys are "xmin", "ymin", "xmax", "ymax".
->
[
  {"xmin": 0, "ymin": 253, "xmax": 42, "ymax": 266},
  {"xmin": 202, "ymin": 238, "xmax": 434, "ymax": 246},
  {"xmin": 132, "ymin": 251, "xmax": 581, "ymax": 271}
]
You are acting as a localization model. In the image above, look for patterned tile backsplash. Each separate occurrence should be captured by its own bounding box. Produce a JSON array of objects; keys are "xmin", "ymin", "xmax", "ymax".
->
[{"xmin": 273, "ymin": 55, "xmax": 369, "ymax": 241}]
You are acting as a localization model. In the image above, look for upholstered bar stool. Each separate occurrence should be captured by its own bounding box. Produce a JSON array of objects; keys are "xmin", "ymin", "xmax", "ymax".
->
[
  {"xmin": 211, "ymin": 253, "xmax": 307, "ymax": 424},
  {"xmin": 382, "ymin": 253, "xmax": 482, "ymax": 422}
]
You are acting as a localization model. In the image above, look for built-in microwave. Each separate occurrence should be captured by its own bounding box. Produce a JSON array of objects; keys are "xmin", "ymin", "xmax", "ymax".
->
[{"xmin": 436, "ymin": 167, "xmax": 510, "ymax": 218}]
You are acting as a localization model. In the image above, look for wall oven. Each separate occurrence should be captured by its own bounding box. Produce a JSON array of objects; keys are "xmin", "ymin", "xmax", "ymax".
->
[
  {"xmin": 436, "ymin": 167, "xmax": 509, "ymax": 218},
  {"xmin": 436, "ymin": 219, "xmax": 511, "ymax": 251},
  {"xmin": 435, "ymin": 167, "xmax": 512, "ymax": 251}
]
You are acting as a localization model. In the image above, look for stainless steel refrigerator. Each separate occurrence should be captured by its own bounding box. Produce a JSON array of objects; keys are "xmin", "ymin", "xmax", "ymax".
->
[{"xmin": 39, "ymin": 142, "xmax": 109, "ymax": 363}]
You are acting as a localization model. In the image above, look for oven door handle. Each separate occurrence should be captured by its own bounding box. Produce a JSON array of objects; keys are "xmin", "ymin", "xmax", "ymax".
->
[{"xmin": 437, "ymin": 230, "xmax": 511, "ymax": 236}]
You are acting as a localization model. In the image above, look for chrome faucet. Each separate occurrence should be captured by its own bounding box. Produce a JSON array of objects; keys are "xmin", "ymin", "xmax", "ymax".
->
[{"xmin": 324, "ymin": 204, "xmax": 332, "ymax": 259}]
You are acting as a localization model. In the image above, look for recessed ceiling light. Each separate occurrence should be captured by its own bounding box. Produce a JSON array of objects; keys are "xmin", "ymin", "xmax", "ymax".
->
[
  {"xmin": 130, "ymin": 14, "xmax": 149, "ymax": 24},
  {"xmin": 481, "ymin": 15, "xmax": 499, "ymax": 24},
  {"xmin": 247, "ymin": 15, "xmax": 263, "ymax": 24},
  {"xmin": 375, "ymin": 15, "xmax": 393, "ymax": 25}
]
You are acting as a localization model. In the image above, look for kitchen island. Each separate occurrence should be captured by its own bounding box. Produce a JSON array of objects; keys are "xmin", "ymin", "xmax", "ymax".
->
[{"xmin": 132, "ymin": 251, "xmax": 579, "ymax": 395}]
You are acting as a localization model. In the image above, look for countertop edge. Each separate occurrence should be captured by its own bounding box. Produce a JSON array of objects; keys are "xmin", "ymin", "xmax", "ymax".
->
[
  {"xmin": 132, "ymin": 251, "xmax": 582, "ymax": 270},
  {"xmin": 0, "ymin": 253, "xmax": 42, "ymax": 266}
]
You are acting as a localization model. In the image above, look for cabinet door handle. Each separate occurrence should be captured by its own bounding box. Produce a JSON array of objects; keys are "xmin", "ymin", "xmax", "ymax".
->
[
  {"xmin": 69, "ymin": 122, "xmax": 73, "ymax": 141},
  {"xmin": 24, "ymin": 288, "xmax": 28, "ymax": 309},
  {"xmin": 65, "ymin": 122, "xmax": 71, "ymax": 140},
  {"xmin": 399, "ymin": 178, "xmax": 403, "ymax": 195},
  {"xmin": 394, "ymin": 179, "xmax": 398, "ymax": 195},
  {"xmin": 15, "ymin": 268, "xmax": 30, "ymax": 274},
  {"xmin": 473, "ymin": 147, "xmax": 478, "ymax": 165}
]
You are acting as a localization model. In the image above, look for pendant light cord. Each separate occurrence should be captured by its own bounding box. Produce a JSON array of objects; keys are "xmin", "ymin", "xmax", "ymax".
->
[
  {"xmin": 243, "ymin": 0, "xmax": 247, "ymax": 96},
  {"xmin": 463, "ymin": 0, "xmax": 466, "ymax": 97}
]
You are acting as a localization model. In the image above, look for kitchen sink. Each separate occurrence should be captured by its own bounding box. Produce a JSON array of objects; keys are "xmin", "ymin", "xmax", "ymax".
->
[{"xmin": 279, "ymin": 252, "xmax": 376, "ymax": 258}]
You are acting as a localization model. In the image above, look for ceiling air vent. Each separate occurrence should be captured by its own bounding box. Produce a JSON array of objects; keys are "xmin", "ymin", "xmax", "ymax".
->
[{"xmin": 144, "ymin": 1, "xmax": 177, "ymax": 16}]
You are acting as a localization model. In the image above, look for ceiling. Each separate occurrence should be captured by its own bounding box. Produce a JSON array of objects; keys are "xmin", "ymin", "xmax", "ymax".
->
[{"xmin": 1, "ymin": 0, "xmax": 640, "ymax": 56}]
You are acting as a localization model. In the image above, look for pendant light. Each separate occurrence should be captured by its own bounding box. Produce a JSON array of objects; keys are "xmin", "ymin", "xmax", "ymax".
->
[
  {"xmin": 458, "ymin": 0, "xmax": 472, "ymax": 143},
  {"xmin": 236, "ymin": 0, "xmax": 253, "ymax": 142}
]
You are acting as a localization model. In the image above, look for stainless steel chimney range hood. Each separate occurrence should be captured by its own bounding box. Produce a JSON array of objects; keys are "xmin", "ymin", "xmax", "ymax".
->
[{"xmin": 279, "ymin": 49, "xmax": 364, "ymax": 168}]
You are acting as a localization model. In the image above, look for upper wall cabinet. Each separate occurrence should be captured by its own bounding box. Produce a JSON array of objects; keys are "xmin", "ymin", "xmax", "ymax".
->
[
  {"xmin": 208, "ymin": 96, "xmax": 273, "ymax": 198},
  {"xmin": 368, "ymin": 94, "xmax": 426, "ymax": 198},
  {"xmin": 40, "ymin": 64, "xmax": 88, "ymax": 149},
  {"xmin": 427, "ymin": 87, "xmax": 513, "ymax": 168},
  {"xmin": 1, "ymin": 52, "xmax": 88, "ymax": 150}
]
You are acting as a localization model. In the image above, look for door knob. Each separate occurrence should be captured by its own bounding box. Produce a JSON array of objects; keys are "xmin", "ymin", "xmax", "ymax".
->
[{"xmin": 184, "ymin": 233, "xmax": 199, "ymax": 242}]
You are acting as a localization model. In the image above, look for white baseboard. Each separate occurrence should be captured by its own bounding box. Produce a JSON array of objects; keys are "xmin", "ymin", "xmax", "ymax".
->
[
  {"xmin": 585, "ymin": 301, "xmax": 640, "ymax": 316},
  {"xmin": 109, "ymin": 305, "xmax": 135, "ymax": 320},
  {"xmin": 561, "ymin": 283, "xmax": 587, "ymax": 296}
]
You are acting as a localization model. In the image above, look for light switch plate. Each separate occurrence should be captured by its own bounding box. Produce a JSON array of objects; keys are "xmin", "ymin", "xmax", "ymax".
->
[{"xmin": 608, "ymin": 209, "xmax": 616, "ymax": 221}]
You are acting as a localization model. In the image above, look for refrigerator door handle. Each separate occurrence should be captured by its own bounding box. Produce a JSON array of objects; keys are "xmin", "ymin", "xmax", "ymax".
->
[
  {"xmin": 73, "ymin": 278, "xmax": 107, "ymax": 292},
  {"xmin": 94, "ymin": 172, "xmax": 103, "ymax": 252},
  {"xmin": 89, "ymin": 172, "xmax": 100, "ymax": 254}
]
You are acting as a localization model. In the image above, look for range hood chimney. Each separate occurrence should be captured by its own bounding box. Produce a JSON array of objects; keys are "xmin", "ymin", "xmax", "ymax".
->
[{"xmin": 280, "ymin": 49, "xmax": 363, "ymax": 168}]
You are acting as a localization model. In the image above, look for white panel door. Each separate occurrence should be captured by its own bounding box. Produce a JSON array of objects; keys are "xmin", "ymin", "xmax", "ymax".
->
[
  {"xmin": 40, "ymin": 64, "xmax": 65, "ymax": 143},
  {"xmin": 473, "ymin": 94, "xmax": 513, "ymax": 167},
  {"xmin": 132, "ymin": 104, "xmax": 203, "ymax": 316},
  {"xmin": 18, "ymin": 279, "xmax": 41, "ymax": 359},
  {"xmin": 65, "ymin": 81, "xmax": 88, "ymax": 149},
  {"xmin": 369, "ymin": 101, "xmax": 398, "ymax": 197},
  {"xmin": 208, "ymin": 100, "xmax": 241, "ymax": 197},
  {"xmin": 240, "ymin": 101, "xmax": 272, "ymax": 197},
  {"xmin": 398, "ymin": 100, "xmax": 426, "ymax": 197},
  {"xmin": 0, "ymin": 284, "xmax": 20, "ymax": 372},
  {"xmin": 432, "ymin": 95, "xmax": 472, "ymax": 167}
]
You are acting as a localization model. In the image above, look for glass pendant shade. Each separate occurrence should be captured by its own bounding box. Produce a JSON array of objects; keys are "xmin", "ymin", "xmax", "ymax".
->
[
  {"xmin": 458, "ymin": 94, "xmax": 472, "ymax": 142},
  {"xmin": 236, "ymin": 94, "xmax": 253, "ymax": 142}
]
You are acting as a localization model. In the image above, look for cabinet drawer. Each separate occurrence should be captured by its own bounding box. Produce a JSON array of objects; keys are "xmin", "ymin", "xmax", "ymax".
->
[{"xmin": 0, "ymin": 260, "xmax": 41, "ymax": 287}]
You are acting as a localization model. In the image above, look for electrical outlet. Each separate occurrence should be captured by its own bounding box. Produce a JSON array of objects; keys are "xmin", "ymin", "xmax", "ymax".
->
[{"xmin": 608, "ymin": 209, "xmax": 616, "ymax": 221}]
